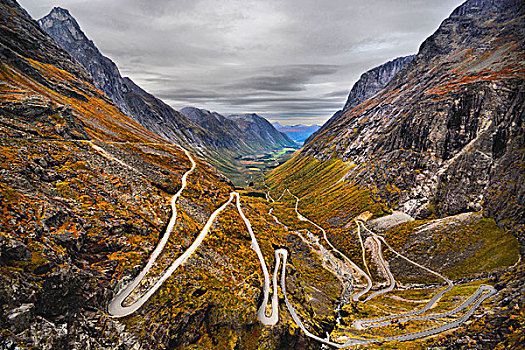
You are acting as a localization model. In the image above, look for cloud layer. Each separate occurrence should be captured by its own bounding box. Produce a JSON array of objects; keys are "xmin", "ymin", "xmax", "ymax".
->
[{"xmin": 19, "ymin": 0, "xmax": 464, "ymax": 124}]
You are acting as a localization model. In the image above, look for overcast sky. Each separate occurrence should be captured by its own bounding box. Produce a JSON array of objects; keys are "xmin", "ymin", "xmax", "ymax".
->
[{"xmin": 19, "ymin": 0, "xmax": 463, "ymax": 125}]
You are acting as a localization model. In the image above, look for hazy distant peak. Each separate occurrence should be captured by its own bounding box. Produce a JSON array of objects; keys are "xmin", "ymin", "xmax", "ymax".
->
[
  {"xmin": 40, "ymin": 7, "xmax": 88, "ymax": 43},
  {"xmin": 273, "ymin": 123, "xmax": 321, "ymax": 144}
]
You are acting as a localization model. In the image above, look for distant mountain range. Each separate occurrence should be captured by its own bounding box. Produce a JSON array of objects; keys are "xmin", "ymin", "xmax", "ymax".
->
[
  {"xmin": 38, "ymin": 7, "xmax": 295, "ymax": 183},
  {"xmin": 272, "ymin": 123, "xmax": 320, "ymax": 144},
  {"xmin": 181, "ymin": 107, "xmax": 296, "ymax": 153}
]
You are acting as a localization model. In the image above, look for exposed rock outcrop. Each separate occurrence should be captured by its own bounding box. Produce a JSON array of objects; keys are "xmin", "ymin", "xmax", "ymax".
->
[
  {"xmin": 38, "ymin": 7, "xmax": 131, "ymax": 116},
  {"xmin": 342, "ymin": 55, "xmax": 415, "ymax": 112}
]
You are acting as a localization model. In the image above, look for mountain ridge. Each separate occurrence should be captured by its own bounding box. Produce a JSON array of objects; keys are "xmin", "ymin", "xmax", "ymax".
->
[
  {"xmin": 37, "ymin": 7, "xmax": 216, "ymax": 152},
  {"xmin": 343, "ymin": 55, "xmax": 416, "ymax": 112},
  {"xmin": 38, "ymin": 7, "xmax": 296, "ymax": 184},
  {"xmin": 181, "ymin": 107, "xmax": 296, "ymax": 151}
]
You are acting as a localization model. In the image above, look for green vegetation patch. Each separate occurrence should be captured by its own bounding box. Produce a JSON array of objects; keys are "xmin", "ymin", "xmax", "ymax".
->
[
  {"xmin": 442, "ymin": 217, "xmax": 519, "ymax": 279},
  {"xmin": 382, "ymin": 214, "xmax": 519, "ymax": 281}
]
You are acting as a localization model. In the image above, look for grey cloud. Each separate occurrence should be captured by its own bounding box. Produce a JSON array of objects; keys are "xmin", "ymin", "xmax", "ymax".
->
[
  {"xmin": 230, "ymin": 64, "xmax": 340, "ymax": 92},
  {"xmin": 19, "ymin": 0, "xmax": 465, "ymax": 125},
  {"xmin": 322, "ymin": 90, "xmax": 352, "ymax": 98}
]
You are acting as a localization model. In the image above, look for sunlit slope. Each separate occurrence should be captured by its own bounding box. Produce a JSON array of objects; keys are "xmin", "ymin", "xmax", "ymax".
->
[
  {"xmin": 267, "ymin": 152, "xmax": 389, "ymax": 221},
  {"xmin": 268, "ymin": 150, "xmax": 518, "ymax": 276}
]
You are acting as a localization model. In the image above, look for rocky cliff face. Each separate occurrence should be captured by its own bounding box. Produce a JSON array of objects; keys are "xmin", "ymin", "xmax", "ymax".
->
[
  {"xmin": 38, "ymin": 7, "xmax": 131, "ymax": 116},
  {"xmin": 267, "ymin": 2, "xmax": 523, "ymax": 347},
  {"xmin": 343, "ymin": 55, "xmax": 415, "ymax": 112},
  {"xmin": 303, "ymin": 0, "xmax": 524, "ymax": 233}
]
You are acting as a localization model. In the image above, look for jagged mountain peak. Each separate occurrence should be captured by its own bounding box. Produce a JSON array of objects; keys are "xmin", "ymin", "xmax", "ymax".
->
[
  {"xmin": 48, "ymin": 6, "xmax": 73, "ymax": 18},
  {"xmin": 342, "ymin": 54, "xmax": 415, "ymax": 112},
  {"xmin": 38, "ymin": 7, "xmax": 133, "ymax": 116},
  {"xmin": 305, "ymin": 54, "xmax": 415, "ymax": 145},
  {"xmin": 40, "ymin": 7, "xmax": 90, "ymax": 44}
]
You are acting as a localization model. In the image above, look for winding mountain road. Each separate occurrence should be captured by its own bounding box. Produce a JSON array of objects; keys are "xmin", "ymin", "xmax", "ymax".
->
[
  {"xmin": 363, "ymin": 232, "xmax": 396, "ymax": 302},
  {"xmin": 283, "ymin": 189, "xmax": 373, "ymax": 301},
  {"xmin": 107, "ymin": 147, "xmax": 497, "ymax": 348},
  {"xmin": 266, "ymin": 189, "xmax": 497, "ymax": 347},
  {"xmin": 108, "ymin": 146, "xmax": 196, "ymax": 317},
  {"xmin": 352, "ymin": 221, "xmax": 496, "ymax": 331}
]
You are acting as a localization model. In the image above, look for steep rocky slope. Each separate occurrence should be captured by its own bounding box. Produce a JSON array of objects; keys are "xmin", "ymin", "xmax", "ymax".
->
[
  {"xmin": 302, "ymin": 0, "xmax": 524, "ymax": 232},
  {"xmin": 0, "ymin": 2, "xmax": 349, "ymax": 349},
  {"xmin": 342, "ymin": 55, "xmax": 415, "ymax": 112},
  {"xmin": 38, "ymin": 7, "xmax": 130, "ymax": 117},
  {"xmin": 37, "ymin": 7, "xmax": 208, "ymax": 150},
  {"xmin": 38, "ymin": 8, "xmax": 296, "ymax": 185}
]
